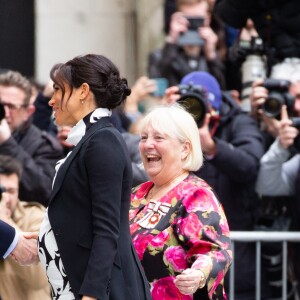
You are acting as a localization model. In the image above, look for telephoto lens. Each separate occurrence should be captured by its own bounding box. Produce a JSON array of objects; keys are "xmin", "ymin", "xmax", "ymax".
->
[
  {"xmin": 240, "ymin": 37, "xmax": 266, "ymax": 112},
  {"xmin": 176, "ymin": 84, "xmax": 208, "ymax": 127}
]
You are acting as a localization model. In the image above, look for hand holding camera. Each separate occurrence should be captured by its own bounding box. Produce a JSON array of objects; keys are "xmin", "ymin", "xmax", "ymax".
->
[
  {"xmin": 0, "ymin": 188, "xmax": 11, "ymax": 221},
  {"xmin": 0, "ymin": 117, "xmax": 11, "ymax": 145},
  {"xmin": 251, "ymin": 78, "xmax": 295, "ymax": 118},
  {"xmin": 168, "ymin": 12, "xmax": 205, "ymax": 47},
  {"xmin": 250, "ymin": 79, "xmax": 268, "ymax": 118},
  {"xmin": 167, "ymin": 12, "xmax": 190, "ymax": 43},
  {"xmin": 200, "ymin": 26, "xmax": 218, "ymax": 60}
]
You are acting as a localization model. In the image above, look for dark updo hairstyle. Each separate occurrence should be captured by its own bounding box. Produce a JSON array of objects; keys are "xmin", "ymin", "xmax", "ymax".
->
[{"xmin": 50, "ymin": 54, "xmax": 131, "ymax": 110}]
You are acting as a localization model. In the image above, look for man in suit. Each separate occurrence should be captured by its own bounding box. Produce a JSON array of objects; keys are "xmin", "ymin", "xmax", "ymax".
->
[{"xmin": 0, "ymin": 219, "xmax": 38, "ymax": 264}]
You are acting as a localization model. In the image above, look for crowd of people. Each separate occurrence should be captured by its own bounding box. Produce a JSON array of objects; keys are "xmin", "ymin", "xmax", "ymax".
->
[{"xmin": 1, "ymin": 0, "xmax": 300, "ymax": 299}]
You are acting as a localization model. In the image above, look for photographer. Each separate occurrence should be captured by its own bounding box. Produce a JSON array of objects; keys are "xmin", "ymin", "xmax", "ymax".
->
[
  {"xmin": 250, "ymin": 58, "xmax": 300, "ymax": 150},
  {"xmin": 166, "ymin": 71, "xmax": 268, "ymax": 299},
  {"xmin": 256, "ymin": 106, "xmax": 300, "ymax": 197},
  {"xmin": 148, "ymin": 0, "xmax": 226, "ymax": 88},
  {"xmin": 226, "ymin": 19, "xmax": 268, "ymax": 110},
  {"xmin": 249, "ymin": 58, "xmax": 300, "ymax": 298},
  {"xmin": 215, "ymin": 0, "xmax": 300, "ymax": 62},
  {"xmin": 256, "ymin": 106, "xmax": 300, "ymax": 297}
]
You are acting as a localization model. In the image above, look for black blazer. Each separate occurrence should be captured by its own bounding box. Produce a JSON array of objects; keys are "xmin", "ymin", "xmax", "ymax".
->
[
  {"xmin": 0, "ymin": 220, "xmax": 15, "ymax": 258},
  {"xmin": 48, "ymin": 117, "xmax": 151, "ymax": 300}
]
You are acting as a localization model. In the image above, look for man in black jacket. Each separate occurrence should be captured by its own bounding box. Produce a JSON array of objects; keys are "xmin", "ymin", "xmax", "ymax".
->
[{"xmin": 0, "ymin": 70, "xmax": 64, "ymax": 206}]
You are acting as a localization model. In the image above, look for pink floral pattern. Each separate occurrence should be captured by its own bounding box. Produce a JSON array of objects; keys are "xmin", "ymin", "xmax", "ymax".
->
[{"xmin": 130, "ymin": 173, "xmax": 232, "ymax": 300}]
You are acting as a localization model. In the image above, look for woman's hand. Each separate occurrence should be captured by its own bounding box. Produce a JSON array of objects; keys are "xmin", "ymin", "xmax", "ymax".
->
[
  {"xmin": 174, "ymin": 268, "xmax": 206, "ymax": 295},
  {"xmin": 82, "ymin": 296, "xmax": 96, "ymax": 300}
]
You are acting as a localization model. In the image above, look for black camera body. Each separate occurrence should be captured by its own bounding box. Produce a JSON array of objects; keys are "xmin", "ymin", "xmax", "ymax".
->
[
  {"xmin": 262, "ymin": 79, "xmax": 295, "ymax": 118},
  {"xmin": 0, "ymin": 102, "xmax": 5, "ymax": 121},
  {"xmin": 290, "ymin": 117, "xmax": 300, "ymax": 153},
  {"xmin": 177, "ymin": 16, "xmax": 205, "ymax": 46},
  {"xmin": 0, "ymin": 185, "xmax": 6, "ymax": 201},
  {"xmin": 176, "ymin": 84, "xmax": 209, "ymax": 127},
  {"xmin": 239, "ymin": 36, "xmax": 265, "ymax": 56}
]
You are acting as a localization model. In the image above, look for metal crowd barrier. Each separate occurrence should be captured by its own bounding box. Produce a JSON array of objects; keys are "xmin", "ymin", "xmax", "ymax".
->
[{"xmin": 229, "ymin": 231, "xmax": 300, "ymax": 300}]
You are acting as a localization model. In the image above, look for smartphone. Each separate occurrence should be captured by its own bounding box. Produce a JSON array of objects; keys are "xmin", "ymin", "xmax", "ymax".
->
[{"xmin": 152, "ymin": 78, "xmax": 168, "ymax": 97}]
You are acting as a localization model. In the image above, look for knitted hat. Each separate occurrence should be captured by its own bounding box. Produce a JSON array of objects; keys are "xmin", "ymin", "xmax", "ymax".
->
[{"xmin": 180, "ymin": 71, "xmax": 222, "ymax": 111}]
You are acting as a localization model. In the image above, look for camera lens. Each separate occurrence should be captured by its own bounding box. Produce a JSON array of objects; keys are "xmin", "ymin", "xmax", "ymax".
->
[
  {"xmin": 177, "ymin": 95, "xmax": 207, "ymax": 127},
  {"xmin": 262, "ymin": 92, "xmax": 285, "ymax": 118}
]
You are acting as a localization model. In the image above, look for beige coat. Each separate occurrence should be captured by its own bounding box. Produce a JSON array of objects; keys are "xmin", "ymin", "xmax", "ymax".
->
[{"xmin": 0, "ymin": 201, "xmax": 51, "ymax": 300}]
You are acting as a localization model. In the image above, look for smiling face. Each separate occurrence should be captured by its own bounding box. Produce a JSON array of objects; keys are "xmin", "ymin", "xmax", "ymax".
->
[{"xmin": 139, "ymin": 125, "xmax": 189, "ymax": 185}]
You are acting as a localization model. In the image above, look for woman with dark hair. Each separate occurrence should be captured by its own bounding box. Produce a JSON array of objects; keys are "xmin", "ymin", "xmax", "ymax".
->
[{"xmin": 37, "ymin": 54, "xmax": 151, "ymax": 300}]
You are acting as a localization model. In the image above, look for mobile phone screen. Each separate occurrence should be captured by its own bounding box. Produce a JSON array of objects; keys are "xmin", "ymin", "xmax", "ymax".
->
[{"xmin": 152, "ymin": 78, "xmax": 168, "ymax": 97}]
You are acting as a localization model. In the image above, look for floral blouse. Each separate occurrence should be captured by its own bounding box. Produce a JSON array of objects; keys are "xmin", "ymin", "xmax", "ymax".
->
[{"xmin": 129, "ymin": 173, "xmax": 232, "ymax": 300}]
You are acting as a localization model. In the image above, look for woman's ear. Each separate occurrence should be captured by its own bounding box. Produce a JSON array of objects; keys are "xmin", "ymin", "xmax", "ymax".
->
[
  {"xmin": 80, "ymin": 83, "xmax": 90, "ymax": 100},
  {"xmin": 181, "ymin": 140, "xmax": 191, "ymax": 160}
]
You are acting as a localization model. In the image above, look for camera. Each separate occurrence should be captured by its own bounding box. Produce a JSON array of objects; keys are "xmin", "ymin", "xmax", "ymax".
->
[
  {"xmin": 262, "ymin": 79, "xmax": 295, "ymax": 118},
  {"xmin": 239, "ymin": 36, "xmax": 265, "ymax": 56},
  {"xmin": 0, "ymin": 102, "xmax": 4, "ymax": 121},
  {"xmin": 240, "ymin": 36, "xmax": 267, "ymax": 112},
  {"xmin": 176, "ymin": 84, "xmax": 209, "ymax": 127},
  {"xmin": 0, "ymin": 185, "xmax": 6, "ymax": 201},
  {"xmin": 177, "ymin": 16, "xmax": 205, "ymax": 46},
  {"xmin": 289, "ymin": 117, "xmax": 300, "ymax": 153}
]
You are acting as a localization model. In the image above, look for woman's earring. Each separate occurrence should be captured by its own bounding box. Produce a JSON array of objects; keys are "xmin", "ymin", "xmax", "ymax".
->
[{"xmin": 81, "ymin": 100, "xmax": 84, "ymax": 104}]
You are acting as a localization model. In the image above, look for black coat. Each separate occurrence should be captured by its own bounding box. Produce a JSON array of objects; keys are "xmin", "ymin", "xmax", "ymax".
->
[
  {"xmin": 0, "ymin": 123, "xmax": 64, "ymax": 206},
  {"xmin": 48, "ymin": 117, "xmax": 151, "ymax": 300}
]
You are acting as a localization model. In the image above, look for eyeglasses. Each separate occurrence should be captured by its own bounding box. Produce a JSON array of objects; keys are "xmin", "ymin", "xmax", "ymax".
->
[{"xmin": 0, "ymin": 101, "xmax": 27, "ymax": 111}]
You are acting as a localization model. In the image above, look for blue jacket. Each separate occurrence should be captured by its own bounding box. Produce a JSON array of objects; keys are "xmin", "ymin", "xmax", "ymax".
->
[{"xmin": 0, "ymin": 220, "xmax": 15, "ymax": 258}]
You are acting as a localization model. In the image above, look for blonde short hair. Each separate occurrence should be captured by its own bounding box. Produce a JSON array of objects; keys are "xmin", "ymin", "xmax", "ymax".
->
[{"xmin": 139, "ymin": 104, "xmax": 203, "ymax": 171}]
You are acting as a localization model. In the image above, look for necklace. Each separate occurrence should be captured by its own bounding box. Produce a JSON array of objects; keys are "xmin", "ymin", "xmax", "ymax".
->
[{"xmin": 148, "ymin": 171, "xmax": 188, "ymax": 201}]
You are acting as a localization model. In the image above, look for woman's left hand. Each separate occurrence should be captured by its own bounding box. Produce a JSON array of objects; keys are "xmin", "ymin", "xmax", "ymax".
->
[{"xmin": 174, "ymin": 268, "xmax": 206, "ymax": 295}]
